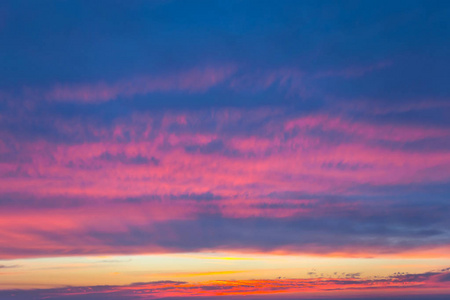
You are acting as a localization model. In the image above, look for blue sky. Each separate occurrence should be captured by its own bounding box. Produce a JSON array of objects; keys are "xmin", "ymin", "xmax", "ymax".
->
[{"xmin": 0, "ymin": 1, "xmax": 449, "ymax": 299}]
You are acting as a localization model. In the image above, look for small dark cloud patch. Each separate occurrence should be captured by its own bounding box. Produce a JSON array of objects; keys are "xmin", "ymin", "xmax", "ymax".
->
[
  {"xmin": 129, "ymin": 280, "xmax": 186, "ymax": 287},
  {"xmin": 0, "ymin": 264, "xmax": 20, "ymax": 269},
  {"xmin": 64, "ymin": 152, "xmax": 160, "ymax": 170},
  {"xmin": 185, "ymin": 140, "xmax": 225, "ymax": 155},
  {"xmin": 184, "ymin": 140, "xmax": 243, "ymax": 157},
  {"xmin": 98, "ymin": 152, "xmax": 160, "ymax": 166},
  {"xmin": 321, "ymin": 161, "xmax": 373, "ymax": 171},
  {"xmin": 168, "ymin": 192, "xmax": 223, "ymax": 201},
  {"xmin": 118, "ymin": 192, "xmax": 223, "ymax": 204},
  {"xmin": 344, "ymin": 273, "xmax": 361, "ymax": 279}
]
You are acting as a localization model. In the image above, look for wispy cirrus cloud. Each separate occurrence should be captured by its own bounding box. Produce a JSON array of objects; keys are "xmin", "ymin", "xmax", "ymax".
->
[
  {"xmin": 313, "ymin": 61, "xmax": 392, "ymax": 79},
  {"xmin": 0, "ymin": 59, "xmax": 396, "ymax": 108},
  {"xmin": 44, "ymin": 65, "xmax": 237, "ymax": 103}
]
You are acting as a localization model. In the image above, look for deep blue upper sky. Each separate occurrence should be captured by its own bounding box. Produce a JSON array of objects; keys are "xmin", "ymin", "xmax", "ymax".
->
[
  {"xmin": 1, "ymin": 0, "xmax": 449, "ymax": 98},
  {"xmin": 0, "ymin": 0, "xmax": 449, "ymax": 139}
]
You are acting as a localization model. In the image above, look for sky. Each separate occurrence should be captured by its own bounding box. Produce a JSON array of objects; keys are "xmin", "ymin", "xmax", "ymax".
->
[{"xmin": 0, "ymin": 0, "xmax": 449, "ymax": 299}]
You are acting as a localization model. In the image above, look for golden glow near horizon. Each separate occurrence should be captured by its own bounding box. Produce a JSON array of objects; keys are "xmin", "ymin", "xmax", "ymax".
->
[{"xmin": 1, "ymin": 252, "xmax": 449, "ymax": 290}]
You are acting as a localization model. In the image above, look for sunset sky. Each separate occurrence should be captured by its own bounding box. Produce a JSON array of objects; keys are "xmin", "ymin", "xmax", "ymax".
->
[{"xmin": 0, "ymin": 1, "xmax": 449, "ymax": 299}]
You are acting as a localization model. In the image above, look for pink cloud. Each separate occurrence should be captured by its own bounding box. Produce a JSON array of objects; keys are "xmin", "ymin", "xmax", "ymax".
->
[
  {"xmin": 45, "ymin": 66, "xmax": 236, "ymax": 103},
  {"xmin": 2, "ymin": 268, "xmax": 449, "ymax": 299},
  {"xmin": 1, "ymin": 110, "xmax": 449, "ymax": 198},
  {"xmin": 1, "ymin": 109, "xmax": 449, "ymax": 259}
]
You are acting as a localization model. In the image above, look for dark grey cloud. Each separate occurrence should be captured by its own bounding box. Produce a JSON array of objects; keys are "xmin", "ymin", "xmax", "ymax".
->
[
  {"xmin": 0, "ymin": 188, "xmax": 449, "ymax": 258},
  {"xmin": 5, "ymin": 209, "xmax": 447, "ymax": 258}
]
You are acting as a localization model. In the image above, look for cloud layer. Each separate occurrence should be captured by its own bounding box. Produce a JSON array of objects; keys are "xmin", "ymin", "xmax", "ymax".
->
[
  {"xmin": 1, "ymin": 268, "xmax": 449, "ymax": 300},
  {"xmin": 0, "ymin": 0, "xmax": 450, "ymax": 298},
  {"xmin": 0, "ymin": 108, "xmax": 449, "ymax": 258}
]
